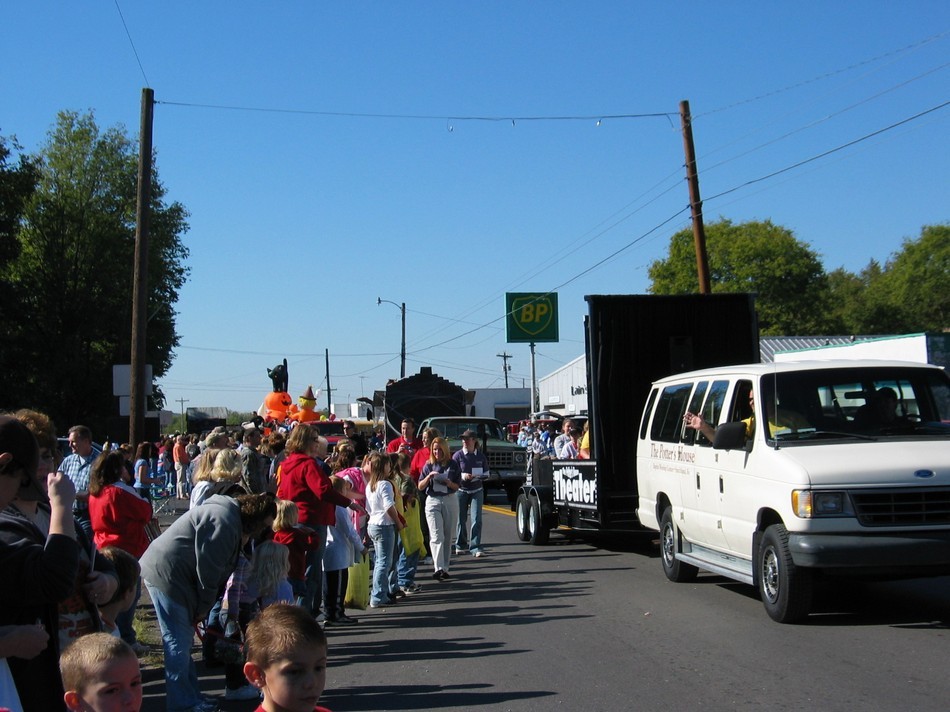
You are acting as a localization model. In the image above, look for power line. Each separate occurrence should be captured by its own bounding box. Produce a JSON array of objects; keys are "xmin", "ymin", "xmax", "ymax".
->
[
  {"xmin": 155, "ymin": 100, "xmax": 676, "ymax": 125},
  {"xmin": 113, "ymin": 0, "xmax": 150, "ymax": 87}
]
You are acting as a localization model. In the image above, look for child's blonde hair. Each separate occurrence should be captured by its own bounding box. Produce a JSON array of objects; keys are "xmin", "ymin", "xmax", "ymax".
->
[
  {"xmin": 210, "ymin": 448, "xmax": 242, "ymax": 482},
  {"xmin": 59, "ymin": 632, "xmax": 137, "ymax": 693},
  {"xmin": 272, "ymin": 498, "xmax": 299, "ymax": 531},
  {"xmin": 330, "ymin": 474, "xmax": 351, "ymax": 495},
  {"xmin": 251, "ymin": 540, "xmax": 290, "ymax": 599}
]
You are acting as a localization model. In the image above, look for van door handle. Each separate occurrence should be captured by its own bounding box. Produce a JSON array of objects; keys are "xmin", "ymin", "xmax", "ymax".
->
[
  {"xmin": 719, "ymin": 475, "xmax": 724, "ymax": 493},
  {"xmin": 696, "ymin": 474, "xmax": 701, "ymax": 490}
]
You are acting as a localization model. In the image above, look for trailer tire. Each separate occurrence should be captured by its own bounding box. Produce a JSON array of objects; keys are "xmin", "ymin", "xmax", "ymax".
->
[
  {"xmin": 515, "ymin": 494, "xmax": 531, "ymax": 542},
  {"xmin": 758, "ymin": 523, "xmax": 812, "ymax": 623},
  {"xmin": 527, "ymin": 495, "xmax": 550, "ymax": 546},
  {"xmin": 660, "ymin": 506, "xmax": 698, "ymax": 583}
]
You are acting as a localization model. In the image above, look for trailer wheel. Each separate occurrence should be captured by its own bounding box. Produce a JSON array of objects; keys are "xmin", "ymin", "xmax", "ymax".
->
[
  {"xmin": 758, "ymin": 523, "xmax": 812, "ymax": 623},
  {"xmin": 515, "ymin": 494, "xmax": 531, "ymax": 542},
  {"xmin": 660, "ymin": 506, "xmax": 698, "ymax": 583},
  {"xmin": 527, "ymin": 495, "xmax": 550, "ymax": 546}
]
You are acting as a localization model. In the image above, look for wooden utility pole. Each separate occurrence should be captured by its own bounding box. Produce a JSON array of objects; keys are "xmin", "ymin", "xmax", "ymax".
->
[
  {"xmin": 497, "ymin": 351, "xmax": 512, "ymax": 388},
  {"xmin": 680, "ymin": 100, "xmax": 711, "ymax": 294},
  {"xmin": 325, "ymin": 349, "xmax": 333, "ymax": 414},
  {"xmin": 130, "ymin": 88, "xmax": 154, "ymax": 445}
]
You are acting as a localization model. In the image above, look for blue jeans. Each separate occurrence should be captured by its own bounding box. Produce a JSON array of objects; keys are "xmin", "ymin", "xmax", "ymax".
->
[
  {"xmin": 368, "ymin": 524, "xmax": 396, "ymax": 605},
  {"xmin": 116, "ymin": 577, "xmax": 142, "ymax": 644},
  {"xmin": 144, "ymin": 581, "xmax": 203, "ymax": 712},
  {"xmin": 397, "ymin": 547, "xmax": 421, "ymax": 588},
  {"xmin": 457, "ymin": 488, "xmax": 485, "ymax": 553},
  {"xmin": 301, "ymin": 524, "xmax": 328, "ymax": 616}
]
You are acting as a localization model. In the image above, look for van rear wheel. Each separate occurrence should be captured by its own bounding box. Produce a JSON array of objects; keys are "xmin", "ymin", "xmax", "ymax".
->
[
  {"xmin": 758, "ymin": 523, "xmax": 812, "ymax": 623},
  {"xmin": 660, "ymin": 507, "xmax": 697, "ymax": 583},
  {"xmin": 515, "ymin": 494, "xmax": 530, "ymax": 542},
  {"xmin": 527, "ymin": 495, "xmax": 549, "ymax": 546}
]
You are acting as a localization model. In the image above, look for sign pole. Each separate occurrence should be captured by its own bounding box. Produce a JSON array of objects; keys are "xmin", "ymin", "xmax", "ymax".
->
[{"xmin": 529, "ymin": 342, "xmax": 537, "ymax": 413}]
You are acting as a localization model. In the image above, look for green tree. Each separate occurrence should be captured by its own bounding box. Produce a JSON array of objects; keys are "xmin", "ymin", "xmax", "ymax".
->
[
  {"xmin": 0, "ymin": 111, "xmax": 189, "ymax": 434},
  {"xmin": 648, "ymin": 218, "xmax": 832, "ymax": 334},
  {"xmin": 876, "ymin": 224, "xmax": 950, "ymax": 333}
]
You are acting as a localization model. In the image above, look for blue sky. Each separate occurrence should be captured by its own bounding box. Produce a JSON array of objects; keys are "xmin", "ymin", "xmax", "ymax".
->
[{"xmin": 5, "ymin": 2, "xmax": 948, "ymax": 414}]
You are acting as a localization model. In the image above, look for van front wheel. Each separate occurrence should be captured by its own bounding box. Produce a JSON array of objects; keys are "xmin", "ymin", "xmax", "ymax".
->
[
  {"xmin": 758, "ymin": 524, "xmax": 812, "ymax": 623},
  {"xmin": 660, "ymin": 507, "xmax": 697, "ymax": 583}
]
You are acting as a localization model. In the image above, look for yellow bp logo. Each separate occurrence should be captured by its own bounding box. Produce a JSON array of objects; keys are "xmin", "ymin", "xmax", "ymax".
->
[{"xmin": 506, "ymin": 292, "xmax": 559, "ymax": 343}]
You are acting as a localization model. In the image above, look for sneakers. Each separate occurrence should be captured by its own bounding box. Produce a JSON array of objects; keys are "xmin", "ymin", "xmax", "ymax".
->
[
  {"xmin": 453, "ymin": 546, "xmax": 468, "ymax": 555},
  {"xmin": 393, "ymin": 588, "xmax": 406, "ymax": 599},
  {"xmin": 224, "ymin": 684, "xmax": 259, "ymax": 701},
  {"xmin": 403, "ymin": 583, "xmax": 422, "ymax": 594},
  {"xmin": 440, "ymin": 570, "xmax": 452, "ymax": 580},
  {"xmin": 472, "ymin": 549, "xmax": 485, "ymax": 558},
  {"xmin": 432, "ymin": 570, "xmax": 444, "ymax": 581}
]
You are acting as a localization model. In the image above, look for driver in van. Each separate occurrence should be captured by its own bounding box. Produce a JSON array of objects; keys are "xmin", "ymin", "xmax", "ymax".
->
[
  {"xmin": 685, "ymin": 387, "xmax": 757, "ymax": 443},
  {"xmin": 854, "ymin": 387, "xmax": 903, "ymax": 431},
  {"xmin": 685, "ymin": 386, "xmax": 809, "ymax": 442}
]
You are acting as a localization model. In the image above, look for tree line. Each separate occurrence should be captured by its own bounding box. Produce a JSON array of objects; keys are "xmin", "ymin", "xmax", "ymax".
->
[
  {"xmin": 0, "ymin": 111, "xmax": 189, "ymax": 436},
  {"xmin": 648, "ymin": 218, "xmax": 949, "ymax": 336}
]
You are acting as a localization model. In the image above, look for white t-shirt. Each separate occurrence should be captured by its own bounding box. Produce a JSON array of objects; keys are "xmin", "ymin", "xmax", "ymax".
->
[{"xmin": 366, "ymin": 480, "xmax": 396, "ymax": 526}]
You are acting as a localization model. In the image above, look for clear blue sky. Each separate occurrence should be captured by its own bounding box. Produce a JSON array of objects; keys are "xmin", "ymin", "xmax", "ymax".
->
[{"xmin": 5, "ymin": 2, "xmax": 948, "ymax": 414}]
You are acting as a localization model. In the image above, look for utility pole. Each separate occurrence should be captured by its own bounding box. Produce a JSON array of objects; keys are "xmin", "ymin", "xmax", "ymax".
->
[
  {"xmin": 529, "ymin": 342, "xmax": 538, "ymax": 413},
  {"xmin": 497, "ymin": 352, "xmax": 512, "ymax": 388},
  {"xmin": 130, "ymin": 87, "xmax": 154, "ymax": 445},
  {"xmin": 325, "ymin": 349, "xmax": 333, "ymax": 414},
  {"xmin": 176, "ymin": 398, "xmax": 188, "ymax": 432},
  {"xmin": 680, "ymin": 100, "xmax": 711, "ymax": 295}
]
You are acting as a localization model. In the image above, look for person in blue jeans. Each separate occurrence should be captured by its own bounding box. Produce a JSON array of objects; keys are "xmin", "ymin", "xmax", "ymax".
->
[
  {"xmin": 452, "ymin": 429, "xmax": 490, "ymax": 557},
  {"xmin": 140, "ymin": 493, "xmax": 276, "ymax": 712},
  {"xmin": 365, "ymin": 452, "xmax": 405, "ymax": 607}
]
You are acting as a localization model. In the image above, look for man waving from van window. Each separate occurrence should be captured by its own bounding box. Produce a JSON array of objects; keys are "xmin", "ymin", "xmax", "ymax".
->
[{"xmin": 685, "ymin": 389, "xmax": 756, "ymax": 442}]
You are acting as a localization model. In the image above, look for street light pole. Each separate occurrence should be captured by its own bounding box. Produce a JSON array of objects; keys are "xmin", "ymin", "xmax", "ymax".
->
[{"xmin": 377, "ymin": 298, "xmax": 407, "ymax": 379}]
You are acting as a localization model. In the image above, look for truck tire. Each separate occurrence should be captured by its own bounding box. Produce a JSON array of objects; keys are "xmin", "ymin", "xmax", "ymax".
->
[
  {"xmin": 758, "ymin": 523, "xmax": 812, "ymax": 623},
  {"xmin": 527, "ymin": 495, "xmax": 550, "ymax": 546},
  {"xmin": 515, "ymin": 494, "xmax": 531, "ymax": 542},
  {"xmin": 660, "ymin": 506, "xmax": 698, "ymax": 583}
]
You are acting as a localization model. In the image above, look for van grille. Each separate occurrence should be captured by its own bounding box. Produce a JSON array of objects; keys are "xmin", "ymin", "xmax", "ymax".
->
[{"xmin": 851, "ymin": 487, "xmax": 950, "ymax": 526}]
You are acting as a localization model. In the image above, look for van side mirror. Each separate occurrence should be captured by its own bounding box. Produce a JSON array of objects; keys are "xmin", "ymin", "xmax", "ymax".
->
[{"xmin": 713, "ymin": 421, "xmax": 747, "ymax": 450}]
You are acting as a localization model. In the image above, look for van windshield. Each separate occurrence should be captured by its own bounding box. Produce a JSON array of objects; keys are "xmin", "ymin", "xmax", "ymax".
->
[{"xmin": 758, "ymin": 366, "xmax": 950, "ymax": 443}]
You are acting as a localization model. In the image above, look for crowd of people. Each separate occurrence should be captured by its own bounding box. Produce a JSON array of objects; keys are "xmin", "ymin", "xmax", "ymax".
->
[{"xmin": 0, "ymin": 412, "xmax": 496, "ymax": 712}]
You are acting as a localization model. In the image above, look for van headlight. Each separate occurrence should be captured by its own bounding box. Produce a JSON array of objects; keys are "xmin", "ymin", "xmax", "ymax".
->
[{"xmin": 792, "ymin": 490, "xmax": 854, "ymax": 518}]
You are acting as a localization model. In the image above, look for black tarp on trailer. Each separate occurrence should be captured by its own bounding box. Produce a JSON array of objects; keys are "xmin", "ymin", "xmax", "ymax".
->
[
  {"xmin": 584, "ymin": 294, "xmax": 759, "ymax": 524},
  {"xmin": 383, "ymin": 367, "xmax": 467, "ymax": 440}
]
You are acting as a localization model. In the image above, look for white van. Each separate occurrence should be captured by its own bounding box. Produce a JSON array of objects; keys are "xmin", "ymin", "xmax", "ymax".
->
[{"xmin": 636, "ymin": 360, "xmax": 950, "ymax": 623}]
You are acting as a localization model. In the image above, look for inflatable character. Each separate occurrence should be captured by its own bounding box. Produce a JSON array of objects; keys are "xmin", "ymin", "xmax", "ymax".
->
[
  {"xmin": 290, "ymin": 385, "xmax": 321, "ymax": 423},
  {"xmin": 258, "ymin": 358, "xmax": 295, "ymax": 423}
]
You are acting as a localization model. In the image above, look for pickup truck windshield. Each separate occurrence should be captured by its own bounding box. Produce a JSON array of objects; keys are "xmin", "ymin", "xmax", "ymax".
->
[
  {"xmin": 759, "ymin": 366, "xmax": 950, "ymax": 442},
  {"xmin": 429, "ymin": 420, "xmax": 505, "ymax": 440}
]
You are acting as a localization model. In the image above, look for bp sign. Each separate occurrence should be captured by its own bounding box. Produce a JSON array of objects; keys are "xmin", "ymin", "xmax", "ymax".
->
[{"xmin": 506, "ymin": 292, "xmax": 559, "ymax": 343}]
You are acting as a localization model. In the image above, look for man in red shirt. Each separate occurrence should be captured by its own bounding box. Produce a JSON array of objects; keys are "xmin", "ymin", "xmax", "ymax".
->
[
  {"xmin": 172, "ymin": 434, "xmax": 191, "ymax": 500},
  {"xmin": 386, "ymin": 418, "xmax": 424, "ymax": 458}
]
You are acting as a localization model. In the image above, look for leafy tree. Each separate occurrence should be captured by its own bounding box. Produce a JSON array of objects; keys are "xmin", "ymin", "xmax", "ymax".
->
[
  {"xmin": 648, "ymin": 218, "xmax": 832, "ymax": 334},
  {"xmin": 0, "ymin": 111, "xmax": 189, "ymax": 434},
  {"xmin": 876, "ymin": 224, "xmax": 949, "ymax": 333}
]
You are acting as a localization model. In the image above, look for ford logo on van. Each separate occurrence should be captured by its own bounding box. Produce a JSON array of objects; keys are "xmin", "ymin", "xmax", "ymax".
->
[{"xmin": 913, "ymin": 470, "xmax": 936, "ymax": 479}]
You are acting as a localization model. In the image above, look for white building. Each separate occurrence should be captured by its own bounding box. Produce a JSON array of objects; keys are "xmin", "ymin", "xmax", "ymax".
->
[{"xmin": 537, "ymin": 354, "xmax": 588, "ymax": 416}]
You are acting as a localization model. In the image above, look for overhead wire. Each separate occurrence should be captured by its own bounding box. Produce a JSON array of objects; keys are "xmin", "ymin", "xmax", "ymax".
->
[{"xmin": 113, "ymin": 0, "xmax": 150, "ymax": 87}]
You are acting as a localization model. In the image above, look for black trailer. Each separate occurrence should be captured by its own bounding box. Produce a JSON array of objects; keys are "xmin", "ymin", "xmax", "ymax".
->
[{"xmin": 515, "ymin": 293, "xmax": 759, "ymax": 544}]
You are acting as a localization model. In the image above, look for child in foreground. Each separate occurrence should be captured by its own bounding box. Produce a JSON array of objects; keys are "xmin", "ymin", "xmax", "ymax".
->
[
  {"xmin": 243, "ymin": 603, "xmax": 330, "ymax": 712},
  {"xmin": 59, "ymin": 632, "xmax": 142, "ymax": 712}
]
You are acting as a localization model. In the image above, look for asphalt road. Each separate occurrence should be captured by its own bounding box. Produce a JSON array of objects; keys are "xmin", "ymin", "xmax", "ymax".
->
[{"xmin": 140, "ymin": 491, "xmax": 950, "ymax": 712}]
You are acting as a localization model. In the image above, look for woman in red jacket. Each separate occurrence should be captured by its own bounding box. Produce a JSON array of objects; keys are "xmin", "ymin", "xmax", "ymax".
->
[
  {"xmin": 88, "ymin": 450, "xmax": 152, "ymax": 653},
  {"xmin": 277, "ymin": 423, "xmax": 363, "ymax": 618}
]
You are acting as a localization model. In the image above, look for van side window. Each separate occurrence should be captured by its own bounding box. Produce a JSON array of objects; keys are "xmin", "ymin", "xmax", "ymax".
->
[
  {"xmin": 682, "ymin": 381, "xmax": 709, "ymax": 445},
  {"xmin": 639, "ymin": 388, "xmax": 658, "ymax": 440},
  {"xmin": 697, "ymin": 380, "xmax": 729, "ymax": 446},
  {"xmin": 650, "ymin": 383, "xmax": 693, "ymax": 444}
]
